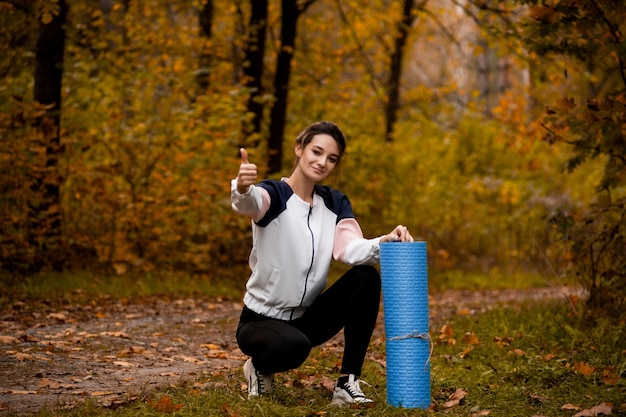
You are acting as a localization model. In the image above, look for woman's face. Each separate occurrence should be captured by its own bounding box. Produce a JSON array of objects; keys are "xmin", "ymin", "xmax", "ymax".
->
[{"xmin": 295, "ymin": 134, "xmax": 341, "ymax": 182}]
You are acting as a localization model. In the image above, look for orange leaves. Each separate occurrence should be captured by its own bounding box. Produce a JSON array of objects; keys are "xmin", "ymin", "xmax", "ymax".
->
[
  {"xmin": 562, "ymin": 361, "xmax": 621, "ymax": 385},
  {"xmin": 437, "ymin": 324, "xmax": 480, "ymax": 360},
  {"xmin": 601, "ymin": 366, "xmax": 620, "ymax": 385},
  {"xmin": 0, "ymin": 335, "xmax": 19, "ymax": 344},
  {"xmin": 438, "ymin": 324, "xmax": 456, "ymax": 345},
  {"xmin": 528, "ymin": 5, "xmax": 562, "ymax": 24},
  {"xmin": 222, "ymin": 402, "xmax": 241, "ymax": 417},
  {"xmin": 201, "ymin": 343, "xmax": 230, "ymax": 359},
  {"xmin": 573, "ymin": 361, "xmax": 595, "ymax": 377},
  {"xmin": 494, "ymin": 335, "xmax": 514, "ymax": 347},
  {"xmin": 148, "ymin": 395, "xmax": 183, "ymax": 413},
  {"xmin": 463, "ymin": 331, "xmax": 480, "ymax": 345}
]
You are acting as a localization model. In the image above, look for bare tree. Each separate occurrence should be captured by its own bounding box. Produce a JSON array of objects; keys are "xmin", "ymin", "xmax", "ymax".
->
[
  {"xmin": 267, "ymin": 0, "xmax": 318, "ymax": 174},
  {"xmin": 197, "ymin": 0, "xmax": 214, "ymax": 92},
  {"xmin": 385, "ymin": 0, "xmax": 426, "ymax": 142},
  {"xmin": 241, "ymin": 0, "xmax": 268, "ymax": 147},
  {"xmin": 29, "ymin": 0, "xmax": 68, "ymax": 271}
]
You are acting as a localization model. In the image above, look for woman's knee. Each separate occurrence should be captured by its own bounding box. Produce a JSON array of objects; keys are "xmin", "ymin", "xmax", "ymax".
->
[
  {"xmin": 260, "ymin": 335, "xmax": 311, "ymax": 373},
  {"xmin": 237, "ymin": 320, "xmax": 312, "ymax": 373},
  {"xmin": 284, "ymin": 338, "xmax": 312, "ymax": 369}
]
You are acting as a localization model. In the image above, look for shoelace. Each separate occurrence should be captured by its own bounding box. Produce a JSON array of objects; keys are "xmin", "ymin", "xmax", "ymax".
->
[
  {"xmin": 343, "ymin": 378, "xmax": 371, "ymax": 398},
  {"xmin": 256, "ymin": 371, "xmax": 272, "ymax": 393},
  {"xmin": 256, "ymin": 370, "xmax": 265, "ymax": 392}
]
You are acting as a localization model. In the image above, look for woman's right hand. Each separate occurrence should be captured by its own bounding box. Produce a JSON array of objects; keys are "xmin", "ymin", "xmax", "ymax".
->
[{"xmin": 236, "ymin": 148, "xmax": 257, "ymax": 194}]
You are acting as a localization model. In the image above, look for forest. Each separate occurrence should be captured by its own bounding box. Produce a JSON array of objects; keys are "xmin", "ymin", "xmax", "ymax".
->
[{"xmin": 0, "ymin": 0, "xmax": 624, "ymax": 314}]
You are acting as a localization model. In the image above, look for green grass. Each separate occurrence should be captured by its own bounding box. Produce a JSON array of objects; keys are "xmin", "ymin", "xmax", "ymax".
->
[
  {"xmin": 0, "ymin": 270, "xmax": 243, "ymax": 310},
  {"xmin": 428, "ymin": 269, "xmax": 573, "ymax": 292}
]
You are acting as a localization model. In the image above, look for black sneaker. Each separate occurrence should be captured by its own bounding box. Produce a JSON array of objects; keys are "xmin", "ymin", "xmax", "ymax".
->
[
  {"xmin": 332, "ymin": 374, "xmax": 374, "ymax": 405},
  {"xmin": 243, "ymin": 358, "xmax": 274, "ymax": 398}
]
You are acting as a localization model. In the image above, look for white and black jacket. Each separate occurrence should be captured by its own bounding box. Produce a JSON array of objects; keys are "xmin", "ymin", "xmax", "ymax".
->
[{"xmin": 231, "ymin": 179, "xmax": 383, "ymax": 320}]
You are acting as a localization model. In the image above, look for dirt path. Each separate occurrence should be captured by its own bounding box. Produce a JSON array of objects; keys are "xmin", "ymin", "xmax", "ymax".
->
[{"xmin": 0, "ymin": 285, "xmax": 581, "ymax": 415}]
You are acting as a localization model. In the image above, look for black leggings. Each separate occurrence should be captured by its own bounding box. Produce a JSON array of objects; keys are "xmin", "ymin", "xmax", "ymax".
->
[{"xmin": 236, "ymin": 265, "xmax": 381, "ymax": 376}]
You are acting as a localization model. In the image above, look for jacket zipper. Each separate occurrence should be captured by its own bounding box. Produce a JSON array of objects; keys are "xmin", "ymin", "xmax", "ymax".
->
[{"xmin": 292, "ymin": 205, "xmax": 315, "ymax": 320}]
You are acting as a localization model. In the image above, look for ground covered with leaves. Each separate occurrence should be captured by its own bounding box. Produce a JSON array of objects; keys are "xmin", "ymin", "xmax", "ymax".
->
[
  {"xmin": 0, "ymin": 286, "xmax": 596, "ymax": 416},
  {"xmin": 0, "ymin": 293, "xmax": 245, "ymax": 415}
]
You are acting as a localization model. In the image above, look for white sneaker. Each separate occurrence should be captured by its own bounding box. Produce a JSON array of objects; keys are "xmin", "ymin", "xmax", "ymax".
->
[
  {"xmin": 332, "ymin": 374, "xmax": 374, "ymax": 405},
  {"xmin": 243, "ymin": 358, "xmax": 274, "ymax": 398}
]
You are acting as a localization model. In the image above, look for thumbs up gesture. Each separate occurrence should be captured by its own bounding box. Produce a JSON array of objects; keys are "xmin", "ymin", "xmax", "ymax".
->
[{"xmin": 236, "ymin": 148, "xmax": 257, "ymax": 194}]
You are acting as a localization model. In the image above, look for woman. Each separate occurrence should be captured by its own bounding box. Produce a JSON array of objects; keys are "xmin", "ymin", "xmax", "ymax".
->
[{"xmin": 231, "ymin": 121, "xmax": 413, "ymax": 405}]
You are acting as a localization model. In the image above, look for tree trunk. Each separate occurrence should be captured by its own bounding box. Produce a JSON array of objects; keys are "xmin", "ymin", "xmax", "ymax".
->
[
  {"xmin": 267, "ymin": 0, "xmax": 317, "ymax": 174},
  {"xmin": 385, "ymin": 0, "xmax": 418, "ymax": 142},
  {"xmin": 267, "ymin": 0, "xmax": 298, "ymax": 174},
  {"xmin": 197, "ymin": 0, "xmax": 214, "ymax": 92},
  {"xmin": 241, "ymin": 0, "xmax": 268, "ymax": 147},
  {"xmin": 29, "ymin": 0, "xmax": 67, "ymax": 272}
]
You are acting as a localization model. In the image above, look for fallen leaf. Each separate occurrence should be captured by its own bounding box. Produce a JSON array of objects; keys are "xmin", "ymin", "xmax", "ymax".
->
[
  {"xmin": 180, "ymin": 355, "xmax": 204, "ymax": 364},
  {"xmin": 0, "ymin": 335, "xmax": 19, "ymax": 344},
  {"xmin": 602, "ymin": 366, "xmax": 620, "ymax": 385},
  {"xmin": 38, "ymin": 378, "xmax": 60, "ymax": 389},
  {"xmin": 113, "ymin": 361, "xmax": 134, "ymax": 367},
  {"xmin": 572, "ymin": 402, "xmax": 612, "ymax": 417},
  {"xmin": 149, "ymin": 395, "xmax": 183, "ymax": 412},
  {"xmin": 439, "ymin": 324, "xmax": 456, "ymax": 345},
  {"xmin": 118, "ymin": 346, "xmax": 149, "ymax": 355},
  {"xmin": 494, "ymin": 336, "xmax": 513, "ymax": 346},
  {"xmin": 529, "ymin": 393, "xmax": 550, "ymax": 403},
  {"xmin": 440, "ymin": 324, "xmax": 453, "ymax": 338},
  {"xmin": 18, "ymin": 334, "xmax": 39, "ymax": 343},
  {"xmin": 573, "ymin": 362, "xmax": 595, "ymax": 377},
  {"xmin": 13, "ymin": 352, "xmax": 34, "ymax": 362},
  {"xmin": 223, "ymin": 401, "xmax": 240, "ymax": 417},
  {"xmin": 47, "ymin": 313, "xmax": 67, "ymax": 321},
  {"xmin": 100, "ymin": 331, "xmax": 131, "ymax": 339},
  {"xmin": 201, "ymin": 343, "xmax": 221, "ymax": 350},
  {"xmin": 508, "ymin": 349, "xmax": 527, "ymax": 357},
  {"xmin": 92, "ymin": 391, "xmax": 115, "ymax": 397},
  {"xmin": 205, "ymin": 351, "xmax": 228, "ymax": 359},
  {"xmin": 460, "ymin": 346, "xmax": 472, "ymax": 358},
  {"xmin": 473, "ymin": 410, "xmax": 490, "ymax": 417},
  {"xmin": 444, "ymin": 388, "xmax": 467, "ymax": 408},
  {"xmin": 463, "ymin": 332, "xmax": 480, "ymax": 345},
  {"xmin": 320, "ymin": 376, "xmax": 335, "ymax": 393}
]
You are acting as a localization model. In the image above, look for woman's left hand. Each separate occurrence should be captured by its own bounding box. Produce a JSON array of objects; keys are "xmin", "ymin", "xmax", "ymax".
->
[{"xmin": 381, "ymin": 225, "xmax": 414, "ymax": 243}]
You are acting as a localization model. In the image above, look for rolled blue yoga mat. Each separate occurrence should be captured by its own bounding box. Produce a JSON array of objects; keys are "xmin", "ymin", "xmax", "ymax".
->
[{"xmin": 380, "ymin": 241, "xmax": 430, "ymax": 409}]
